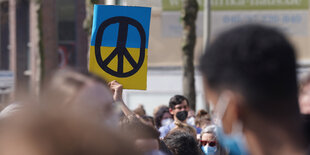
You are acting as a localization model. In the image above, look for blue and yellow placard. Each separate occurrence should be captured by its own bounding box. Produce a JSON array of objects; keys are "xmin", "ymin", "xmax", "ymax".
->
[{"xmin": 89, "ymin": 5, "xmax": 151, "ymax": 90}]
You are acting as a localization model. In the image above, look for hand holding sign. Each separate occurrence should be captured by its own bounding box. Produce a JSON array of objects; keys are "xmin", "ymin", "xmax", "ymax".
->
[
  {"xmin": 108, "ymin": 80, "xmax": 123, "ymax": 102},
  {"xmin": 108, "ymin": 80, "xmax": 134, "ymax": 116}
]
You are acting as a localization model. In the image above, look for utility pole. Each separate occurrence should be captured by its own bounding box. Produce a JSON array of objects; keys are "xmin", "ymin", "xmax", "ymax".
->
[
  {"xmin": 203, "ymin": 0, "xmax": 211, "ymax": 52},
  {"xmin": 9, "ymin": 0, "xmax": 30, "ymax": 99}
]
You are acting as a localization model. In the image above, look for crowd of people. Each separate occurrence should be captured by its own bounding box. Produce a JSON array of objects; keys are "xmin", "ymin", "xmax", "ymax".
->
[{"xmin": 0, "ymin": 24, "xmax": 310, "ymax": 155}]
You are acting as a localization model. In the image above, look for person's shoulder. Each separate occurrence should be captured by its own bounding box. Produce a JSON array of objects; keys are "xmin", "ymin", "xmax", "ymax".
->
[
  {"xmin": 159, "ymin": 124, "xmax": 170, "ymax": 132},
  {"xmin": 159, "ymin": 122, "xmax": 175, "ymax": 135},
  {"xmin": 169, "ymin": 122, "xmax": 176, "ymax": 129},
  {"xmin": 196, "ymin": 127, "xmax": 202, "ymax": 134}
]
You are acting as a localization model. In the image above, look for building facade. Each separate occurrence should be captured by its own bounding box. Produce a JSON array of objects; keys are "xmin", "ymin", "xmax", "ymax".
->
[{"xmin": 0, "ymin": 0, "xmax": 89, "ymax": 102}]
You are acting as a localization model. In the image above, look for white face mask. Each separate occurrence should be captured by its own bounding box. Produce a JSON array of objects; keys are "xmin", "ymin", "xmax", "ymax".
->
[
  {"xmin": 186, "ymin": 116, "xmax": 195, "ymax": 126},
  {"xmin": 212, "ymin": 93, "xmax": 249, "ymax": 155},
  {"xmin": 161, "ymin": 118, "xmax": 173, "ymax": 127}
]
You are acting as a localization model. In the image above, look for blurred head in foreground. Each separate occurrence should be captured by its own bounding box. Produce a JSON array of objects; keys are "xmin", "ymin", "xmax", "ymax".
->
[
  {"xmin": 42, "ymin": 68, "xmax": 119, "ymax": 127},
  {"xmin": 200, "ymin": 24, "xmax": 307, "ymax": 154},
  {"xmin": 0, "ymin": 104, "xmax": 141, "ymax": 155}
]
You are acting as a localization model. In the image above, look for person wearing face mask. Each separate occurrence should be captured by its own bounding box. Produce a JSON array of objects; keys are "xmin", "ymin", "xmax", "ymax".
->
[
  {"xmin": 187, "ymin": 109, "xmax": 196, "ymax": 126},
  {"xmin": 200, "ymin": 125, "xmax": 227, "ymax": 155},
  {"xmin": 200, "ymin": 24, "xmax": 309, "ymax": 155},
  {"xmin": 158, "ymin": 95, "xmax": 190, "ymax": 138},
  {"xmin": 154, "ymin": 106, "xmax": 173, "ymax": 129}
]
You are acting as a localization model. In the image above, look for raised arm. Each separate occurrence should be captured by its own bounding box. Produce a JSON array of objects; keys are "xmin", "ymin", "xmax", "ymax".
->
[{"xmin": 108, "ymin": 80, "xmax": 134, "ymax": 116}]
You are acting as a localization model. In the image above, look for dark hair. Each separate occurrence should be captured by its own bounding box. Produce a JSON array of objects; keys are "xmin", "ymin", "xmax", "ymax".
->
[
  {"xmin": 169, "ymin": 95, "xmax": 189, "ymax": 109},
  {"xmin": 154, "ymin": 106, "xmax": 170, "ymax": 128},
  {"xmin": 159, "ymin": 140, "xmax": 173, "ymax": 155},
  {"xmin": 199, "ymin": 24, "xmax": 300, "ymax": 118},
  {"xmin": 164, "ymin": 131, "xmax": 200, "ymax": 155}
]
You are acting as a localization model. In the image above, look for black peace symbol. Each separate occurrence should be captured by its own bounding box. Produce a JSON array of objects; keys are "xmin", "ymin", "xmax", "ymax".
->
[{"xmin": 95, "ymin": 16, "xmax": 146, "ymax": 78}]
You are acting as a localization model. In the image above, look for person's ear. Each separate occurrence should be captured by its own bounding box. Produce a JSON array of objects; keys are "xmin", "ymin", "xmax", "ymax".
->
[
  {"xmin": 169, "ymin": 108, "xmax": 174, "ymax": 115},
  {"xmin": 221, "ymin": 91, "xmax": 242, "ymax": 134}
]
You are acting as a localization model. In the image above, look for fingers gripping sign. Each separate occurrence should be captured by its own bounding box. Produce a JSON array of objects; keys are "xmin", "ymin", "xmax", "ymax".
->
[{"xmin": 108, "ymin": 80, "xmax": 123, "ymax": 102}]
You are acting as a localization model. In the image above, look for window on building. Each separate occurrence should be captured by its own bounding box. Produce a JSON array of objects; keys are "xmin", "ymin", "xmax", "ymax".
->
[
  {"xmin": 56, "ymin": 0, "xmax": 76, "ymax": 67},
  {"xmin": 0, "ymin": 1, "xmax": 9, "ymax": 70}
]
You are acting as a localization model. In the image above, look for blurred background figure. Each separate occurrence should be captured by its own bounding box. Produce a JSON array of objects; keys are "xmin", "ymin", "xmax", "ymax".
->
[
  {"xmin": 200, "ymin": 24, "xmax": 309, "ymax": 155},
  {"xmin": 298, "ymin": 72, "xmax": 310, "ymax": 143},
  {"xmin": 133, "ymin": 104, "xmax": 156, "ymax": 128},
  {"xmin": 299, "ymin": 72, "xmax": 310, "ymax": 114},
  {"xmin": 164, "ymin": 130, "xmax": 201, "ymax": 155},
  {"xmin": 140, "ymin": 115, "xmax": 156, "ymax": 128},
  {"xmin": 134, "ymin": 104, "xmax": 147, "ymax": 117},
  {"xmin": 195, "ymin": 109, "xmax": 212, "ymax": 135},
  {"xmin": 186, "ymin": 109, "xmax": 196, "ymax": 126},
  {"xmin": 154, "ymin": 105, "xmax": 173, "ymax": 129},
  {"xmin": 119, "ymin": 114, "xmax": 165, "ymax": 155}
]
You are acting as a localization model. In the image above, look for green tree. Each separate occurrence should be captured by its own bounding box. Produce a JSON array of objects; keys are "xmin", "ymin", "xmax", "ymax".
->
[
  {"xmin": 84, "ymin": 0, "xmax": 98, "ymax": 35},
  {"xmin": 181, "ymin": 0, "xmax": 198, "ymax": 110}
]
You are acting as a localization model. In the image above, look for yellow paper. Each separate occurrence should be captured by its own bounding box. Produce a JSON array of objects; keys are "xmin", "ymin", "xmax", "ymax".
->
[{"xmin": 89, "ymin": 46, "xmax": 148, "ymax": 90}]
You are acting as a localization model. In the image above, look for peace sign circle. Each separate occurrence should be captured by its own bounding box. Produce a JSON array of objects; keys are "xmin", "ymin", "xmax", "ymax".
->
[{"xmin": 95, "ymin": 16, "xmax": 146, "ymax": 78}]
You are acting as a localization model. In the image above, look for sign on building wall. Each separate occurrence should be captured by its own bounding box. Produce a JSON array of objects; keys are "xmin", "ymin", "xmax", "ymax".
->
[
  {"xmin": 211, "ymin": 0, "xmax": 309, "ymax": 36},
  {"xmin": 162, "ymin": 0, "xmax": 204, "ymax": 37},
  {"xmin": 162, "ymin": 0, "xmax": 309, "ymax": 37},
  {"xmin": 89, "ymin": 5, "xmax": 151, "ymax": 90}
]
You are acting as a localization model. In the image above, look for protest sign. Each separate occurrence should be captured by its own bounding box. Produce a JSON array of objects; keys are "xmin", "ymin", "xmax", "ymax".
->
[{"xmin": 89, "ymin": 5, "xmax": 151, "ymax": 90}]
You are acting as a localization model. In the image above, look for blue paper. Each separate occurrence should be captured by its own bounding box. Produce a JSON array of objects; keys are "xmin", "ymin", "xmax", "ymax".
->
[{"xmin": 91, "ymin": 5, "xmax": 151, "ymax": 49}]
